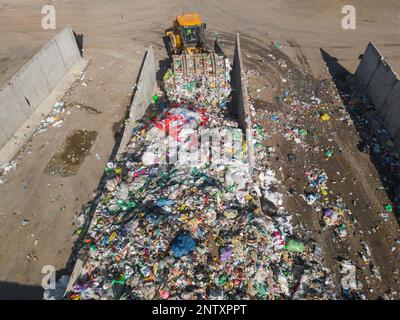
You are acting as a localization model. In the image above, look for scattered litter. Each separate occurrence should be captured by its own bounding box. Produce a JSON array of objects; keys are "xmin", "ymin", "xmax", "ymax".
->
[
  {"xmin": 340, "ymin": 259, "xmax": 364, "ymax": 300},
  {"xmin": 38, "ymin": 101, "xmax": 65, "ymax": 132}
]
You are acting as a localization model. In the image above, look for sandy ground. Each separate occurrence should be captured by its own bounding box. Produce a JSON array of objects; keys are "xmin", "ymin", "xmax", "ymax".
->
[{"xmin": 0, "ymin": 0, "xmax": 399, "ymax": 299}]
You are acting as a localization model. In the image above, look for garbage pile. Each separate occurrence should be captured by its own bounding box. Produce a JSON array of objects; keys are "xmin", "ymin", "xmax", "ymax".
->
[
  {"xmin": 65, "ymin": 54, "xmax": 335, "ymax": 300},
  {"xmin": 163, "ymin": 53, "xmax": 231, "ymax": 108}
]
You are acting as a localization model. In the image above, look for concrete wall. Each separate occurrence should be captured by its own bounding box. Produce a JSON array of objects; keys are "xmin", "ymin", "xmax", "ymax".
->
[
  {"xmin": 231, "ymin": 33, "xmax": 255, "ymax": 167},
  {"xmin": 0, "ymin": 26, "xmax": 81, "ymax": 150},
  {"xmin": 116, "ymin": 46, "xmax": 156, "ymax": 157},
  {"xmin": 355, "ymin": 42, "xmax": 382, "ymax": 91},
  {"xmin": 356, "ymin": 42, "xmax": 400, "ymax": 149}
]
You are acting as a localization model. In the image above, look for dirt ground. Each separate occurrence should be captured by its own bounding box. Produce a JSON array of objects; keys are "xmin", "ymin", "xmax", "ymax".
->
[{"xmin": 0, "ymin": 0, "xmax": 399, "ymax": 299}]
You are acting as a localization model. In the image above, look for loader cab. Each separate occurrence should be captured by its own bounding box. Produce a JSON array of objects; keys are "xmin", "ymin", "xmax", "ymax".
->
[
  {"xmin": 167, "ymin": 13, "xmax": 207, "ymax": 54},
  {"xmin": 180, "ymin": 25, "xmax": 203, "ymax": 45}
]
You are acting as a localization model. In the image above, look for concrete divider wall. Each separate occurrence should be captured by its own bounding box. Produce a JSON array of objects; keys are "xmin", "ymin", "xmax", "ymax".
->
[
  {"xmin": 117, "ymin": 46, "xmax": 156, "ymax": 157},
  {"xmin": 231, "ymin": 33, "xmax": 255, "ymax": 167},
  {"xmin": 0, "ymin": 83, "xmax": 32, "ymax": 147},
  {"xmin": 356, "ymin": 42, "xmax": 382, "ymax": 91},
  {"xmin": 366, "ymin": 59, "xmax": 398, "ymax": 112},
  {"xmin": 356, "ymin": 42, "xmax": 400, "ymax": 149},
  {"xmin": 0, "ymin": 26, "xmax": 81, "ymax": 150}
]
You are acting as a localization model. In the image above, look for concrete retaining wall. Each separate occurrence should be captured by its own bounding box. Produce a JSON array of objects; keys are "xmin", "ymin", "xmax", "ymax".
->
[
  {"xmin": 0, "ymin": 26, "xmax": 82, "ymax": 150},
  {"xmin": 116, "ymin": 46, "xmax": 156, "ymax": 158},
  {"xmin": 355, "ymin": 42, "xmax": 382, "ymax": 91},
  {"xmin": 356, "ymin": 42, "xmax": 400, "ymax": 149},
  {"xmin": 231, "ymin": 33, "xmax": 254, "ymax": 167}
]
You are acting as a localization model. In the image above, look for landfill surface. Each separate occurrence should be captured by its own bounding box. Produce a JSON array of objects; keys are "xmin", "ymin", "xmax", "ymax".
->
[
  {"xmin": 65, "ymin": 53, "xmax": 338, "ymax": 300},
  {"xmin": 232, "ymin": 34, "xmax": 400, "ymax": 299},
  {"xmin": 63, "ymin": 35, "xmax": 400, "ymax": 300},
  {"xmin": 2, "ymin": 0, "xmax": 400, "ymax": 301}
]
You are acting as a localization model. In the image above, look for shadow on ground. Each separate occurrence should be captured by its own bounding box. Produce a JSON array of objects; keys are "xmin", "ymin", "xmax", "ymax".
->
[
  {"xmin": 0, "ymin": 281, "xmax": 43, "ymax": 300},
  {"xmin": 320, "ymin": 48, "xmax": 400, "ymax": 223}
]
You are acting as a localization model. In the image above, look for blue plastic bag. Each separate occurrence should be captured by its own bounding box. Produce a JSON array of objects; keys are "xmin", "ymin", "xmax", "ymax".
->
[{"xmin": 170, "ymin": 233, "xmax": 196, "ymax": 258}]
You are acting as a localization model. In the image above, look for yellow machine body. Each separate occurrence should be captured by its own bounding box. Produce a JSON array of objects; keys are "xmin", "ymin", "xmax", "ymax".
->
[{"xmin": 165, "ymin": 13, "xmax": 206, "ymax": 55}]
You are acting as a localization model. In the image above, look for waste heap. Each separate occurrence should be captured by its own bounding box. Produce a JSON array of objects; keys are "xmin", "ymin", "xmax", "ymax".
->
[
  {"xmin": 66, "ymin": 54, "xmax": 335, "ymax": 300},
  {"xmin": 163, "ymin": 53, "xmax": 232, "ymax": 109}
]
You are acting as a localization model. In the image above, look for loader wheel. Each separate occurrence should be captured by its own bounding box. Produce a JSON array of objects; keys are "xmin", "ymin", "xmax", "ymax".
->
[
  {"xmin": 163, "ymin": 35, "xmax": 174, "ymax": 57},
  {"xmin": 168, "ymin": 34, "xmax": 176, "ymax": 55}
]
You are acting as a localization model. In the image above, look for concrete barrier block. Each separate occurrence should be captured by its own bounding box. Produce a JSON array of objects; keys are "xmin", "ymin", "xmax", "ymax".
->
[
  {"xmin": 0, "ymin": 83, "xmax": 32, "ymax": 141},
  {"xmin": 366, "ymin": 60, "xmax": 398, "ymax": 110},
  {"xmin": 0, "ymin": 25, "xmax": 86, "ymax": 157},
  {"xmin": 231, "ymin": 34, "xmax": 254, "ymax": 167},
  {"xmin": 37, "ymin": 40, "xmax": 67, "ymax": 89},
  {"xmin": 14, "ymin": 57, "xmax": 51, "ymax": 111},
  {"xmin": 117, "ymin": 46, "xmax": 156, "ymax": 157},
  {"xmin": 382, "ymin": 81, "xmax": 400, "ymax": 138},
  {"xmin": 55, "ymin": 26, "xmax": 81, "ymax": 70},
  {"xmin": 0, "ymin": 81, "xmax": 32, "ymax": 118},
  {"xmin": 148, "ymin": 47, "xmax": 156, "ymax": 85},
  {"xmin": 232, "ymin": 34, "xmax": 250, "ymax": 131},
  {"xmin": 356, "ymin": 42, "xmax": 382, "ymax": 91}
]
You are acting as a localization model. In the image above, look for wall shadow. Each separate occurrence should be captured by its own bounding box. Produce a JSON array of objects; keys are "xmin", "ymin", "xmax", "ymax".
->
[
  {"xmin": 0, "ymin": 281, "xmax": 43, "ymax": 300},
  {"xmin": 156, "ymin": 58, "xmax": 171, "ymax": 83},
  {"xmin": 320, "ymin": 48, "xmax": 399, "ymax": 223},
  {"xmin": 73, "ymin": 31, "xmax": 84, "ymax": 57}
]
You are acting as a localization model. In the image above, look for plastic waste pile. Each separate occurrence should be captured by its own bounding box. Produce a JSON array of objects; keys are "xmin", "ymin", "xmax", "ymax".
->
[
  {"xmin": 66, "ymin": 54, "xmax": 335, "ymax": 300},
  {"xmin": 163, "ymin": 53, "xmax": 231, "ymax": 108}
]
